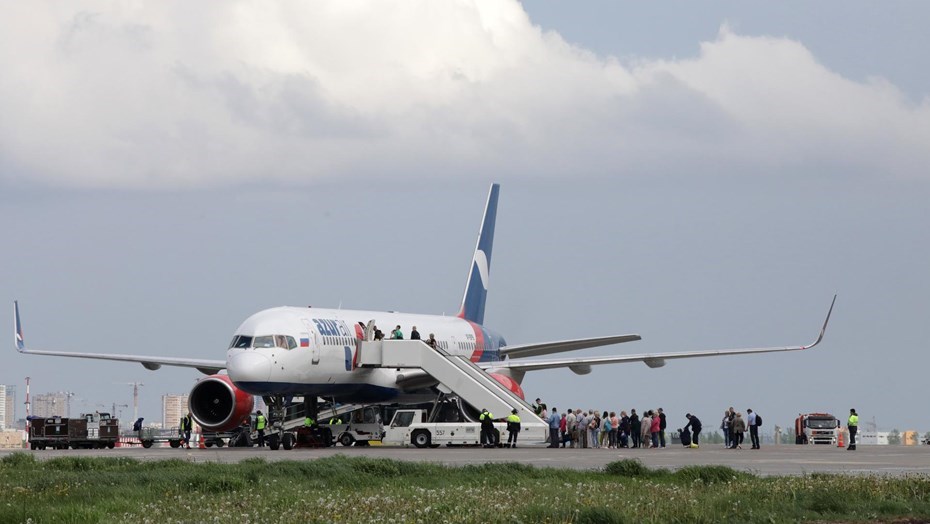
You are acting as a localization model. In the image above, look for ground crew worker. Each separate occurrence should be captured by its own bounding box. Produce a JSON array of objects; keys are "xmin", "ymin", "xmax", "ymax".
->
[
  {"xmin": 479, "ymin": 409, "xmax": 496, "ymax": 448},
  {"xmin": 328, "ymin": 416, "xmax": 343, "ymax": 425},
  {"xmin": 255, "ymin": 411, "xmax": 267, "ymax": 448},
  {"xmin": 847, "ymin": 408, "xmax": 859, "ymax": 450},
  {"xmin": 506, "ymin": 408, "xmax": 521, "ymax": 448},
  {"xmin": 304, "ymin": 416, "xmax": 316, "ymax": 427},
  {"xmin": 180, "ymin": 412, "xmax": 193, "ymax": 449}
]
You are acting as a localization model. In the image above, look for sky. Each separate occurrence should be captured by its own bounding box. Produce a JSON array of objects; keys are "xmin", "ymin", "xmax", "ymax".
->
[{"xmin": 2, "ymin": 1, "xmax": 929, "ymax": 434}]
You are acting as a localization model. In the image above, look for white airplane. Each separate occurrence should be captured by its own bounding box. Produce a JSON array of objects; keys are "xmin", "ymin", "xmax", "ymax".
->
[{"xmin": 13, "ymin": 183, "xmax": 835, "ymax": 433}]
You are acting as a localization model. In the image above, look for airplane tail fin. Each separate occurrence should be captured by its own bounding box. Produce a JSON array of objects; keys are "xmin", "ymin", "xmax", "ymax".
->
[{"xmin": 457, "ymin": 184, "xmax": 499, "ymax": 325}]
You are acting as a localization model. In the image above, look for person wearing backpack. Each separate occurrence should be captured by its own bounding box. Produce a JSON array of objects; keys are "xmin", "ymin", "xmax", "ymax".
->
[{"xmin": 747, "ymin": 408, "xmax": 761, "ymax": 449}]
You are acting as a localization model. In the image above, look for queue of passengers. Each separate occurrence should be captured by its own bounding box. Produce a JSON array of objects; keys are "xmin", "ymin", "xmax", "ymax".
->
[
  {"xmin": 370, "ymin": 325, "xmax": 439, "ymax": 349},
  {"xmin": 535, "ymin": 404, "xmax": 705, "ymax": 449}
]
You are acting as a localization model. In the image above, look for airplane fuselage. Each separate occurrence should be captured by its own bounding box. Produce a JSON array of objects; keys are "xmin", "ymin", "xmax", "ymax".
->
[{"xmin": 225, "ymin": 306, "xmax": 506, "ymax": 402}]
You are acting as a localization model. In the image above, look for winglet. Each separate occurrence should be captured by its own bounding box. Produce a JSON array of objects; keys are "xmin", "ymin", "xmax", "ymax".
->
[
  {"xmin": 13, "ymin": 300, "xmax": 25, "ymax": 352},
  {"xmin": 802, "ymin": 294, "xmax": 836, "ymax": 350}
]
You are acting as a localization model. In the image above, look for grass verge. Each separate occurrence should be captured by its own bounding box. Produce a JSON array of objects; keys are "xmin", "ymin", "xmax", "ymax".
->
[{"xmin": 1, "ymin": 454, "xmax": 929, "ymax": 523}]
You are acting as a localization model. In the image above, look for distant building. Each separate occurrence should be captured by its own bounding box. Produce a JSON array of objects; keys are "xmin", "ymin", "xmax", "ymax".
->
[
  {"xmin": 4, "ymin": 386, "xmax": 15, "ymax": 429},
  {"xmin": 0, "ymin": 386, "xmax": 6, "ymax": 429},
  {"xmin": 33, "ymin": 392, "xmax": 70, "ymax": 418},
  {"xmin": 162, "ymin": 394, "xmax": 189, "ymax": 429},
  {"xmin": 0, "ymin": 429, "xmax": 24, "ymax": 449},
  {"xmin": 858, "ymin": 431, "xmax": 890, "ymax": 445}
]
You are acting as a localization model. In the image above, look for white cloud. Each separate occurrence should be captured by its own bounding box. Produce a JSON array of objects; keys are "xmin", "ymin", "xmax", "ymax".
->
[{"xmin": 1, "ymin": 2, "xmax": 927, "ymax": 188}]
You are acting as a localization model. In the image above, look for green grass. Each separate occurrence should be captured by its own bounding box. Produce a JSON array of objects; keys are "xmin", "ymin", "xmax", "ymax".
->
[{"xmin": 2, "ymin": 454, "xmax": 930, "ymax": 523}]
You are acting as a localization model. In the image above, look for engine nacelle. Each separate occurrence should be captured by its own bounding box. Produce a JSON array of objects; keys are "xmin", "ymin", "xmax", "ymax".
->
[
  {"xmin": 189, "ymin": 374, "xmax": 254, "ymax": 432},
  {"xmin": 488, "ymin": 372, "xmax": 525, "ymax": 400}
]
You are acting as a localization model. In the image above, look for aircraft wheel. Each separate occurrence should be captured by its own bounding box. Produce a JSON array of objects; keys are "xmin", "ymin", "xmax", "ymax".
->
[
  {"xmin": 30, "ymin": 442, "xmax": 36, "ymax": 450},
  {"xmin": 339, "ymin": 433, "xmax": 355, "ymax": 447},
  {"xmin": 283, "ymin": 433, "xmax": 295, "ymax": 450},
  {"xmin": 411, "ymin": 429, "xmax": 431, "ymax": 449},
  {"xmin": 268, "ymin": 434, "xmax": 280, "ymax": 451}
]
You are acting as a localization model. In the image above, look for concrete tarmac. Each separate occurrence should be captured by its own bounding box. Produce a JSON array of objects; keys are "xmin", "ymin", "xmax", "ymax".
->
[{"xmin": 5, "ymin": 443, "xmax": 930, "ymax": 476}]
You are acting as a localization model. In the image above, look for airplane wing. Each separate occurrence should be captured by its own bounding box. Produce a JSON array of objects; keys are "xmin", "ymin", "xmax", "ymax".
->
[
  {"xmin": 13, "ymin": 301, "xmax": 226, "ymax": 375},
  {"xmin": 499, "ymin": 334, "xmax": 641, "ymax": 359},
  {"xmin": 481, "ymin": 295, "xmax": 836, "ymax": 380}
]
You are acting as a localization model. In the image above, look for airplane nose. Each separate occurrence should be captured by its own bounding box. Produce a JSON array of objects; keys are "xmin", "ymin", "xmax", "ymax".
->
[{"xmin": 227, "ymin": 351, "xmax": 272, "ymax": 383}]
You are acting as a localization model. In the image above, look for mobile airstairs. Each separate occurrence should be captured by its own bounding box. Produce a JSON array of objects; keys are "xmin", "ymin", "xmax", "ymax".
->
[{"xmin": 355, "ymin": 339, "xmax": 547, "ymax": 428}]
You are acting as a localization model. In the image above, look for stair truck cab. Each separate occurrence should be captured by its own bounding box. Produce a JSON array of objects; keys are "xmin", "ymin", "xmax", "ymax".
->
[{"xmin": 382, "ymin": 408, "xmax": 518, "ymax": 448}]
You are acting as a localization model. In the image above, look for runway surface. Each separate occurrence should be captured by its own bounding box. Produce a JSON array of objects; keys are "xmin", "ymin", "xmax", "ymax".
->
[{"xmin": 5, "ymin": 443, "xmax": 930, "ymax": 476}]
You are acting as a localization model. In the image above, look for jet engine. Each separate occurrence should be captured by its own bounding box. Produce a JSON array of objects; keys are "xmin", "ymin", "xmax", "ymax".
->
[
  {"xmin": 488, "ymin": 372, "xmax": 525, "ymax": 400},
  {"xmin": 188, "ymin": 374, "xmax": 254, "ymax": 432}
]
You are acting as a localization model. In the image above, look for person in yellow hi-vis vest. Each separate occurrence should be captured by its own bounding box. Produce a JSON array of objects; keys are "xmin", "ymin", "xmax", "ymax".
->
[
  {"xmin": 255, "ymin": 411, "xmax": 267, "ymax": 448},
  {"xmin": 847, "ymin": 408, "xmax": 859, "ymax": 450},
  {"xmin": 505, "ymin": 409, "xmax": 521, "ymax": 448}
]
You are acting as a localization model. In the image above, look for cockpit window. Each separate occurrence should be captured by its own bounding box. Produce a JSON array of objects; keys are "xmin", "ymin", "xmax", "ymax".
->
[
  {"xmin": 232, "ymin": 334, "xmax": 297, "ymax": 349},
  {"xmin": 253, "ymin": 335, "xmax": 275, "ymax": 348},
  {"xmin": 230, "ymin": 336, "xmax": 252, "ymax": 349}
]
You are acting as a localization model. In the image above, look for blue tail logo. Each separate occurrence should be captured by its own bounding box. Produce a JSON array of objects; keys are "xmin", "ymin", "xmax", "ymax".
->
[{"xmin": 458, "ymin": 184, "xmax": 499, "ymax": 325}]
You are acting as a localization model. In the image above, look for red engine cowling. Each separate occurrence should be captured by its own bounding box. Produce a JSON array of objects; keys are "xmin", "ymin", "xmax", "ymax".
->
[
  {"xmin": 189, "ymin": 374, "xmax": 254, "ymax": 432},
  {"xmin": 489, "ymin": 372, "xmax": 525, "ymax": 400}
]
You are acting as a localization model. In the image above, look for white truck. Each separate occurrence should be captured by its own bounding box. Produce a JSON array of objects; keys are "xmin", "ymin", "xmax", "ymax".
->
[
  {"xmin": 382, "ymin": 408, "xmax": 511, "ymax": 448},
  {"xmin": 329, "ymin": 422, "xmax": 385, "ymax": 447},
  {"xmin": 795, "ymin": 413, "xmax": 841, "ymax": 445}
]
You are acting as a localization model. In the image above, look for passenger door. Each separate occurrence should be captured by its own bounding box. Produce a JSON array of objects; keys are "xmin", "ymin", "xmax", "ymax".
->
[{"xmin": 301, "ymin": 319, "xmax": 321, "ymax": 365}]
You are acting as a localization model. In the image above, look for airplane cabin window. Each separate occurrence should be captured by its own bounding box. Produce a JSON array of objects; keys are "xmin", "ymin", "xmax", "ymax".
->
[
  {"xmin": 232, "ymin": 336, "xmax": 252, "ymax": 349},
  {"xmin": 253, "ymin": 335, "xmax": 275, "ymax": 348}
]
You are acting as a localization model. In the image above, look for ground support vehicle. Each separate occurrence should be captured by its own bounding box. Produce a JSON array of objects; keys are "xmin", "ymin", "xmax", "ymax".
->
[
  {"xmin": 381, "ymin": 409, "xmax": 539, "ymax": 448},
  {"xmin": 329, "ymin": 422, "xmax": 385, "ymax": 447},
  {"xmin": 795, "ymin": 413, "xmax": 841, "ymax": 445},
  {"xmin": 267, "ymin": 425, "xmax": 333, "ymax": 449},
  {"xmin": 28, "ymin": 413, "xmax": 120, "ymax": 450},
  {"xmin": 119, "ymin": 428, "xmax": 193, "ymax": 449}
]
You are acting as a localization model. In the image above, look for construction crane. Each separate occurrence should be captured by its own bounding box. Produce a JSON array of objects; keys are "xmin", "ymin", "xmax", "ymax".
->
[
  {"xmin": 113, "ymin": 404, "xmax": 129, "ymax": 420},
  {"xmin": 116, "ymin": 382, "xmax": 144, "ymax": 422}
]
